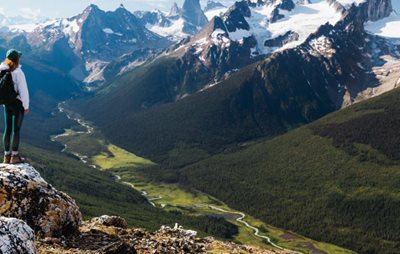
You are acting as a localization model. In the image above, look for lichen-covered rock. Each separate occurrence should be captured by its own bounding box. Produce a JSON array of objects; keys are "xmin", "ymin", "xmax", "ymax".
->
[
  {"xmin": 0, "ymin": 217, "xmax": 37, "ymax": 254},
  {"xmin": 89, "ymin": 215, "xmax": 128, "ymax": 229},
  {"xmin": 0, "ymin": 163, "xmax": 82, "ymax": 237}
]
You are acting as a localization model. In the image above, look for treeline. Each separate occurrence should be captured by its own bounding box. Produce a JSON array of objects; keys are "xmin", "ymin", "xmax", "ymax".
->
[{"xmin": 177, "ymin": 140, "xmax": 400, "ymax": 253}]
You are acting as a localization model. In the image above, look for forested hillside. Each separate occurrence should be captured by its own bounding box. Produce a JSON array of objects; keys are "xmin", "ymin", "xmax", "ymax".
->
[
  {"xmin": 73, "ymin": 51, "xmax": 336, "ymax": 165},
  {"xmin": 171, "ymin": 88, "xmax": 400, "ymax": 253}
]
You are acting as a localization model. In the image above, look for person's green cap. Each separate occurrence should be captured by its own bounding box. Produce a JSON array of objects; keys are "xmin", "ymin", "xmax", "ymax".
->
[{"xmin": 6, "ymin": 49, "xmax": 22, "ymax": 61}]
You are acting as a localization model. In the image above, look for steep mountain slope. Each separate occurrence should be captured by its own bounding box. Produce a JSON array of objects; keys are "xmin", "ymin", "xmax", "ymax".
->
[
  {"xmin": 182, "ymin": 0, "xmax": 209, "ymax": 27},
  {"xmin": 73, "ymin": 0, "xmax": 398, "ymax": 164},
  {"xmin": 166, "ymin": 0, "xmax": 347, "ymax": 93},
  {"xmin": 176, "ymin": 86, "xmax": 400, "ymax": 254},
  {"xmin": 171, "ymin": 0, "xmax": 397, "ymax": 93},
  {"xmin": 27, "ymin": 4, "xmax": 168, "ymax": 61}
]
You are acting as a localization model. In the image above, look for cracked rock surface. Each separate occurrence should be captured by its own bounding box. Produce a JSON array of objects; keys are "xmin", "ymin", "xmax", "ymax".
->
[
  {"xmin": 0, "ymin": 216, "xmax": 37, "ymax": 254},
  {"xmin": 0, "ymin": 163, "xmax": 82, "ymax": 238}
]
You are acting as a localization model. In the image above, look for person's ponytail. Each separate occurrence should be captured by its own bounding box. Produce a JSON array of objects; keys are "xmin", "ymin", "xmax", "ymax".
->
[{"xmin": 4, "ymin": 58, "xmax": 19, "ymax": 71}]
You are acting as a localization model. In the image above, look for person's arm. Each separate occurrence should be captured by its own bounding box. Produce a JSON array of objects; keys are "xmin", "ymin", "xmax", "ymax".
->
[{"xmin": 17, "ymin": 70, "xmax": 30, "ymax": 113}]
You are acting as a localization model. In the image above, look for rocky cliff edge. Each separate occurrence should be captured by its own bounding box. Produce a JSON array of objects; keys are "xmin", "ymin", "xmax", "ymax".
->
[{"xmin": 0, "ymin": 163, "xmax": 291, "ymax": 254}]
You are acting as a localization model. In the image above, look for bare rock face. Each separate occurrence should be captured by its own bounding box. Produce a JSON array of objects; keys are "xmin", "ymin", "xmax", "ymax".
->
[
  {"xmin": 279, "ymin": 0, "xmax": 295, "ymax": 11},
  {"xmin": 366, "ymin": 0, "xmax": 392, "ymax": 21},
  {"xmin": 182, "ymin": 0, "xmax": 208, "ymax": 27},
  {"xmin": 0, "ymin": 163, "xmax": 82, "ymax": 238},
  {"xmin": 168, "ymin": 2, "xmax": 183, "ymax": 17},
  {"xmin": 0, "ymin": 217, "xmax": 37, "ymax": 254},
  {"xmin": 264, "ymin": 31, "xmax": 300, "ymax": 48}
]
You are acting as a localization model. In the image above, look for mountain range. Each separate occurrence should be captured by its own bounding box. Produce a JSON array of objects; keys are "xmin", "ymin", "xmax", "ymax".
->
[
  {"xmin": 134, "ymin": 0, "xmax": 221, "ymax": 42},
  {"xmin": 0, "ymin": 0, "xmax": 399, "ymax": 253},
  {"xmin": 69, "ymin": 0, "xmax": 400, "ymax": 252},
  {"xmin": 71, "ymin": 0, "xmax": 400, "ymax": 161},
  {"xmin": 0, "ymin": 14, "xmax": 46, "ymax": 32}
]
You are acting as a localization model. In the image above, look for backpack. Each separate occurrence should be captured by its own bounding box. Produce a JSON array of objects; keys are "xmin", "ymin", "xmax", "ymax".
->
[{"xmin": 0, "ymin": 70, "xmax": 18, "ymax": 105}]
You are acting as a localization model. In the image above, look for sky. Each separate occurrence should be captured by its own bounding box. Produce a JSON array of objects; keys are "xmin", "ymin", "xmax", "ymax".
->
[{"xmin": 0, "ymin": 0, "xmax": 234, "ymax": 19}]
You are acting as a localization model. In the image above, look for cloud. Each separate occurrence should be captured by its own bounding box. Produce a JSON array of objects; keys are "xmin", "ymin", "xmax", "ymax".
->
[
  {"xmin": 19, "ymin": 8, "xmax": 41, "ymax": 19},
  {"xmin": 133, "ymin": 0, "xmax": 171, "ymax": 10}
]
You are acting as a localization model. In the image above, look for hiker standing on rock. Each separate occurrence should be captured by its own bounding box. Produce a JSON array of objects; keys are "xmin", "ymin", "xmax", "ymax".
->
[{"xmin": 0, "ymin": 49, "xmax": 29, "ymax": 164}]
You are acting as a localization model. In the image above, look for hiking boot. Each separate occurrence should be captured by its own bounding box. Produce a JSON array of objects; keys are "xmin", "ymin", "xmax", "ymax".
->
[
  {"xmin": 3, "ymin": 154, "xmax": 11, "ymax": 164},
  {"xmin": 10, "ymin": 154, "xmax": 25, "ymax": 164}
]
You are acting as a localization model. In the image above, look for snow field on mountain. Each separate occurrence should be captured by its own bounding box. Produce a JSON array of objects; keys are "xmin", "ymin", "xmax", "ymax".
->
[
  {"xmin": 246, "ymin": 0, "xmax": 342, "ymax": 54},
  {"xmin": 336, "ymin": 0, "xmax": 367, "ymax": 8},
  {"xmin": 8, "ymin": 24, "xmax": 37, "ymax": 33},
  {"xmin": 62, "ymin": 18, "xmax": 80, "ymax": 37},
  {"xmin": 364, "ymin": 0, "xmax": 400, "ymax": 39},
  {"xmin": 205, "ymin": 7, "xmax": 229, "ymax": 20},
  {"xmin": 8, "ymin": 18, "xmax": 59, "ymax": 33},
  {"xmin": 103, "ymin": 28, "xmax": 123, "ymax": 36},
  {"xmin": 146, "ymin": 18, "xmax": 189, "ymax": 40}
]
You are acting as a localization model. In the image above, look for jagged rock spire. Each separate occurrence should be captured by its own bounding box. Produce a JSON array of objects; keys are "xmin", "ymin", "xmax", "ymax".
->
[
  {"xmin": 168, "ymin": 2, "xmax": 182, "ymax": 17},
  {"xmin": 366, "ymin": 0, "xmax": 392, "ymax": 21},
  {"xmin": 182, "ymin": 0, "xmax": 208, "ymax": 26}
]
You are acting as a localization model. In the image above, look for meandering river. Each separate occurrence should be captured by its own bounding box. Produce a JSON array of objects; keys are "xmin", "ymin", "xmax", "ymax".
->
[{"xmin": 52, "ymin": 101, "xmax": 300, "ymax": 253}]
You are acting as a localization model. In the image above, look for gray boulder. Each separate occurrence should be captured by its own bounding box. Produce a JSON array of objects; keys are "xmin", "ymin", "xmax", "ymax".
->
[
  {"xmin": 0, "ymin": 163, "xmax": 82, "ymax": 238},
  {"xmin": 0, "ymin": 217, "xmax": 36, "ymax": 254}
]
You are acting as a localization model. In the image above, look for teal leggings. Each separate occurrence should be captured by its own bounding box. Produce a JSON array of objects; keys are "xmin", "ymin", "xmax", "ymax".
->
[{"xmin": 3, "ymin": 100, "xmax": 24, "ymax": 152}]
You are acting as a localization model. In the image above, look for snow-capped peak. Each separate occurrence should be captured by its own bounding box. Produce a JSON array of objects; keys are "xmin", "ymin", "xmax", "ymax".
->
[
  {"xmin": 193, "ymin": 0, "xmax": 344, "ymax": 56},
  {"xmin": 23, "ymin": 4, "xmax": 168, "ymax": 62},
  {"xmin": 336, "ymin": 0, "xmax": 367, "ymax": 8},
  {"xmin": 137, "ymin": 0, "xmax": 209, "ymax": 42},
  {"xmin": 168, "ymin": 2, "xmax": 182, "ymax": 17},
  {"xmin": 204, "ymin": 1, "xmax": 227, "ymax": 12},
  {"xmin": 0, "ymin": 13, "xmax": 48, "ymax": 33}
]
